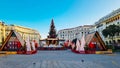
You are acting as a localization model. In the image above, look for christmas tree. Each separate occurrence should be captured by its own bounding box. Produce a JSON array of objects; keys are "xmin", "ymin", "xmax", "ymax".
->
[{"xmin": 48, "ymin": 19, "xmax": 57, "ymax": 38}]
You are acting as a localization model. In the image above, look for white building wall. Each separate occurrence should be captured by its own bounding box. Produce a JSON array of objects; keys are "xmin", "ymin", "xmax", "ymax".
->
[
  {"xmin": 57, "ymin": 25, "xmax": 93, "ymax": 41},
  {"xmin": 94, "ymin": 8, "xmax": 120, "ymax": 44}
]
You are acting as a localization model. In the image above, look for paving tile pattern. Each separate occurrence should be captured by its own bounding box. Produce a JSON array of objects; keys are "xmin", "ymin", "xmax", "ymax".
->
[{"xmin": 0, "ymin": 50, "xmax": 120, "ymax": 68}]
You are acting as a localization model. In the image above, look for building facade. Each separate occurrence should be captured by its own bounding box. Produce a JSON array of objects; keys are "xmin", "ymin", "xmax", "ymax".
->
[
  {"xmin": 94, "ymin": 8, "xmax": 120, "ymax": 45},
  {"xmin": 57, "ymin": 25, "xmax": 93, "ymax": 41},
  {"xmin": 0, "ymin": 21, "xmax": 41, "ymax": 46}
]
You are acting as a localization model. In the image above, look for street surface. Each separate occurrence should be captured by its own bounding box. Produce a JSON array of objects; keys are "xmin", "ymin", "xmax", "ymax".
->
[{"xmin": 0, "ymin": 50, "xmax": 120, "ymax": 68}]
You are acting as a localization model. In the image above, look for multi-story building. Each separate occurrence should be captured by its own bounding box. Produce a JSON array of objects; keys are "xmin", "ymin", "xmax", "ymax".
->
[
  {"xmin": 0, "ymin": 21, "xmax": 41, "ymax": 46},
  {"xmin": 89, "ymin": 25, "xmax": 96, "ymax": 33},
  {"xmin": 95, "ymin": 8, "xmax": 120, "ymax": 45},
  {"xmin": 57, "ymin": 25, "xmax": 93, "ymax": 41}
]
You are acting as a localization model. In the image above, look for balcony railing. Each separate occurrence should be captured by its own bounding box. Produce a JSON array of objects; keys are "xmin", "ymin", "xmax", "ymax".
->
[{"xmin": 107, "ymin": 35, "xmax": 120, "ymax": 39}]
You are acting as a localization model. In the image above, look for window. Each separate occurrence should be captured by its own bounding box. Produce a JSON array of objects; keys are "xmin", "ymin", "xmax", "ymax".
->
[
  {"xmin": 116, "ymin": 18, "xmax": 117, "ymax": 20},
  {"xmin": 106, "ymin": 22, "xmax": 109, "ymax": 24},
  {"xmin": 106, "ymin": 41, "xmax": 108, "ymax": 45},
  {"xmin": 109, "ymin": 41, "xmax": 112, "ymax": 44},
  {"xmin": 116, "ymin": 32, "xmax": 119, "ymax": 36},
  {"xmin": 6, "ymin": 33, "xmax": 9, "ymax": 36},
  {"xmin": 117, "ymin": 40, "xmax": 120, "ymax": 43},
  {"xmin": 117, "ymin": 22, "xmax": 119, "ymax": 24},
  {"xmin": 113, "ymin": 40, "xmax": 116, "ymax": 44},
  {"xmin": 118, "ymin": 17, "xmax": 119, "ymax": 19},
  {"xmin": 84, "ymin": 28, "xmax": 86, "ymax": 30}
]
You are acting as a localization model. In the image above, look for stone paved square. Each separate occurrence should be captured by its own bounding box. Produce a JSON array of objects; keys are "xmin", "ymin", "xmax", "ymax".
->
[{"xmin": 0, "ymin": 50, "xmax": 120, "ymax": 68}]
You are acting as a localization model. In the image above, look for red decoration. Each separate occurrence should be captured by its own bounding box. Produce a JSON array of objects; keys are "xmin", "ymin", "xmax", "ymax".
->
[
  {"xmin": 89, "ymin": 42, "xmax": 95, "ymax": 49},
  {"xmin": 17, "ymin": 42, "xmax": 21, "ymax": 48}
]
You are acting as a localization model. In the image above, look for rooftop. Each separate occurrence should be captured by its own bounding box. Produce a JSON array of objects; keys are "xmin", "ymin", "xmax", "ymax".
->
[{"xmin": 95, "ymin": 8, "xmax": 120, "ymax": 25}]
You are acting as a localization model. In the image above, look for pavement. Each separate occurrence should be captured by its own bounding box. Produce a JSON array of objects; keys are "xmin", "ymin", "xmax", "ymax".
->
[{"xmin": 0, "ymin": 50, "xmax": 120, "ymax": 68}]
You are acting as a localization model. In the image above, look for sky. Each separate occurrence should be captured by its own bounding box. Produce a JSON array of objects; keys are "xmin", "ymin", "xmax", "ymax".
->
[{"xmin": 0, "ymin": 0, "xmax": 120, "ymax": 38}]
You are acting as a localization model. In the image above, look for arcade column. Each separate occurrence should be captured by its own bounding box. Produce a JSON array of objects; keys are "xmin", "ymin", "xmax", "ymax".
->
[{"xmin": 2, "ymin": 23, "xmax": 5, "ymax": 43}]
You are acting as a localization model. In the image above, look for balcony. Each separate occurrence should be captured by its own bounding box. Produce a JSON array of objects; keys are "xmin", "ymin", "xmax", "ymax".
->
[{"xmin": 107, "ymin": 35, "xmax": 120, "ymax": 39}]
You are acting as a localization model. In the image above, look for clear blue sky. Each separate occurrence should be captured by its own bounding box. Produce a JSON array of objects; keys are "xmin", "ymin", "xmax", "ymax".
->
[{"xmin": 0, "ymin": 0, "xmax": 120, "ymax": 38}]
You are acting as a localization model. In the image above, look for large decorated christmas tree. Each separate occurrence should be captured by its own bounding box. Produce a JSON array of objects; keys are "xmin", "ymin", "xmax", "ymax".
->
[
  {"xmin": 40, "ymin": 19, "xmax": 65, "ymax": 48},
  {"xmin": 48, "ymin": 19, "xmax": 57, "ymax": 38}
]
